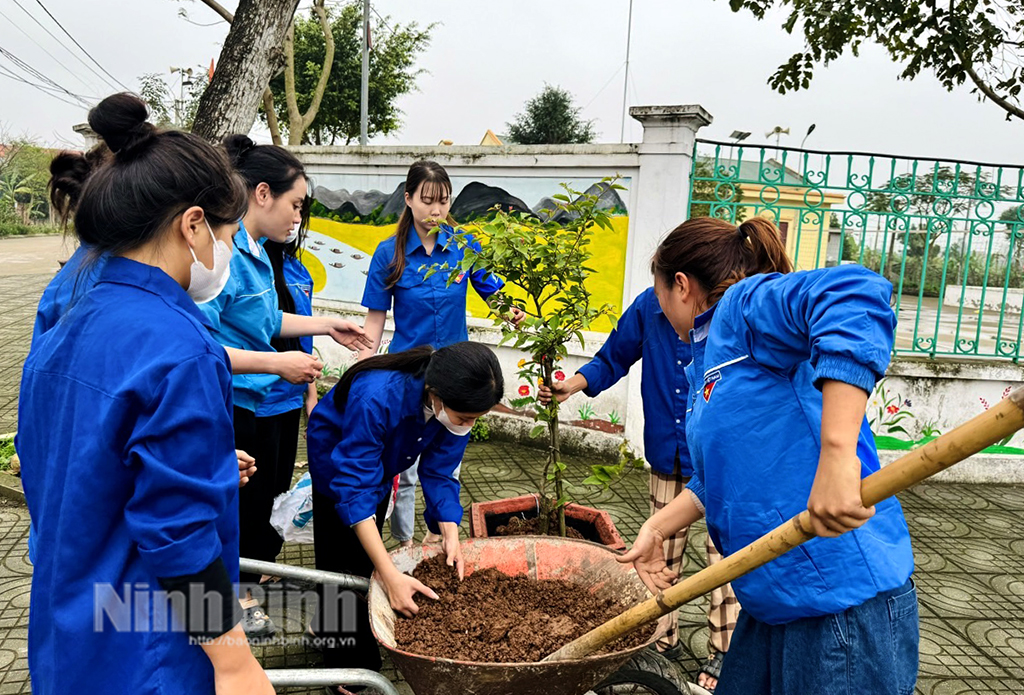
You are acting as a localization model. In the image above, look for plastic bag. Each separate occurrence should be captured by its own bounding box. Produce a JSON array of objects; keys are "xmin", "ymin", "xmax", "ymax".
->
[{"xmin": 270, "ymin": 472, "xmax": 315, "ymax": 543}]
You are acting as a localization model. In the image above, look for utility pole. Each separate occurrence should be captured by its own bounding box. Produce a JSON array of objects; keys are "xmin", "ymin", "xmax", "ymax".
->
[
  {"xmin": 619, "ymin": 0, "xmax": 634, "ymax": 143},
  {"xmin": 360, "ymin": 0, "xmax": 370, "ymax": 145}
]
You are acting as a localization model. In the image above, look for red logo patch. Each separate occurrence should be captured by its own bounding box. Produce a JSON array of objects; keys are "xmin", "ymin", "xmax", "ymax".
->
[{"xmin": 702, "ymin": 381, "xmax": 716, "ymax": 402}]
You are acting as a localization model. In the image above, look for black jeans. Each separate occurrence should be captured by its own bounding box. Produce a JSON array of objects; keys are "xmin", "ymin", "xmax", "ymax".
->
[
  {"xmin": 233, "ymin": 406, "xmax": 302, "ymax": 585},
  {"xmin": 312, "ymin": 486, "xmax": 390, "ymax": 672}
]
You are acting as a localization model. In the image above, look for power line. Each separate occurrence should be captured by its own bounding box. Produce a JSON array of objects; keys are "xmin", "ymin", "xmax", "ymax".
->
[
  {"xmin": 29, "ymin": 0, "xmax": 129, "ymax": 90},
  {"xmin": 8, "ymin": 0, "xmax": 124, "ymax": 92},
  {"xmin": 0, "ymin": 5, "xmax": 102, "ymax": 95},
  {"xmin": 0, "ymin": 43, "xmax": 91, "ymax": 106},
  {"xmin": 0, "ymin": 64, "xmax": 86, "ymax": 108}
]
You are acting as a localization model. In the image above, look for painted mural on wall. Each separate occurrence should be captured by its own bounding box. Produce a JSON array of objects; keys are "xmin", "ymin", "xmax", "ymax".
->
[
  {"xmin": 299, "ymin": 175, "xmax": 630, "ymax": 332},
  {"xmin": 869, "ymin": 379, "xmax": 1024, "ymax": 454}
]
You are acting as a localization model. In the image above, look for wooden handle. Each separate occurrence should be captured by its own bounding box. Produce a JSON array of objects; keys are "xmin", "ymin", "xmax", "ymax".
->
[{"xmin": 543, "ymin": 388, "xmax": 1024, "ymax": 662}]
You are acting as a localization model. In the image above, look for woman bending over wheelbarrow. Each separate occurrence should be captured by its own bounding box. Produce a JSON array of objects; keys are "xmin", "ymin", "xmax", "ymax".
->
[
  {"xmin": 620, "ymin": 216, "xmax": 918, "ymax": 695},
  {"xmin": 306, "ymin": 342, "xmax": 504, "ymax": 692}
]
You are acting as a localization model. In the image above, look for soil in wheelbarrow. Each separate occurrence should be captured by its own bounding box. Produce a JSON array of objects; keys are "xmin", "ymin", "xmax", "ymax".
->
[
  {"xmin": 393, "ymin": 554, "xmax": 655, "ymax": 663},
  {"xmin": 496, "ymin": 513, "xmax": 586, "ymax": 541}
]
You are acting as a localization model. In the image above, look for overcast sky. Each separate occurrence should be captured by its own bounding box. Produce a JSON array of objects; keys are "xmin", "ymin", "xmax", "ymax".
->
[{"xmin": 1, "ymin": 0, "xmax": 1022, "ymax": 163}]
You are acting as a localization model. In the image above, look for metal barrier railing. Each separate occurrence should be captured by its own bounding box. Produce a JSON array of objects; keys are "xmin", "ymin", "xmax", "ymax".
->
[
  {"xmin": 689, "ymin": 139, "xmax": 1024, "ymax": 362},
  {"xmin": 240, "ymin": 558, "xmax": 398, "ymax": 695}
]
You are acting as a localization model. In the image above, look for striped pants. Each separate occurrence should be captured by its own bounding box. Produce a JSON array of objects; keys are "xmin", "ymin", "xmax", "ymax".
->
[{"xmin": 649, "ymin": 466, "xmax": 741, "ymax": 655}]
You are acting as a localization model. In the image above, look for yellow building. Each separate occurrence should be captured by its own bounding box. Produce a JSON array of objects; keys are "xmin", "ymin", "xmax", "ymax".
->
[{"xmin": 698, "ymin": 157, "xmax": 846, "ymax": 269}]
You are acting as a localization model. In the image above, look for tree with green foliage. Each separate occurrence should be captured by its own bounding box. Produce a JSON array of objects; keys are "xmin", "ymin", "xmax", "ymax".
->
[
  {"xmin": 506, "ymin": 85, "xmax": 597, "ymax": 145},
  {"xmin": 0, "ymin": 139, "xmax": 53, "ymax": 226},
  {"xmin": 137, "ymin": 69, "xmax": 209, "ymax": 130},
  {"xmin": 727, "ymin": 0, "xmax": 1024, "ymax": 121},
  {"xmin": 265, "ymin": 3, "xmax": 432, "ymax": 145},
  {"xmin": 865, "ymin": 167, "xmax": 1009, "ymax": 262},
  {"xmin": 429, "ymin": 180, "xmax": 644, "ymax": 537}
]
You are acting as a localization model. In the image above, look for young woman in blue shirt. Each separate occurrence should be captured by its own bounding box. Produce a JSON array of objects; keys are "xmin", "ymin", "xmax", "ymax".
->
[
  {"xmin": 540, "ymin": 286, "xmax": 740, "ymax": 691},
  {"xmin": 18, "ymin": 93, "xmax": 273, "ymax": 695},
  {"xmin": 307, "ymin": 341, "xmax": 504, "ymax": 687},
  {"xmin": 202, "ymin": 136, "xmax": 371, "ymax": 636},
  {"xmin": 359, "ymin": 160, "xmax": 523, "ymax": 547},
  {"xmin": 620, "ymin": 216, "xmax": 918, "ymax": 695}
]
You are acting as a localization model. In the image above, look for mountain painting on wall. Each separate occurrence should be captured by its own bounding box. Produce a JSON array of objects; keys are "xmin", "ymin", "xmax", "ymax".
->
[{"xmin": 301, "ymin": 175, "xmax": 630, "ymax": 332}]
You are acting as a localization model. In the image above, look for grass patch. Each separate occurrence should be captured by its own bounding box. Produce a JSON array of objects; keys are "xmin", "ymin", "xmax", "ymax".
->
[{"xmin": 0, "ymin": 223, "xmax": 61, "ymax": 237}]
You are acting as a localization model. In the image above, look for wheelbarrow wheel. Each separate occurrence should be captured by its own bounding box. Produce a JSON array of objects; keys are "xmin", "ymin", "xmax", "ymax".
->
[{"xmin": 588, "ymin": 650, "xmax": 688, "ymax": 695}]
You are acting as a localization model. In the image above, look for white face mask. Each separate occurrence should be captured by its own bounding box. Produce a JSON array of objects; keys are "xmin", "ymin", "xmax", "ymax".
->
[
  {"xmin": 187, "ymin": 221, "xmax": 232, "ymax": 304},
  {"xmin": 433, "ymin": 397, "xmax": 473, "ymax": 437},
  {"xmin": 284, "ymin": 222, "xmax": 300, "ymax": 244}
]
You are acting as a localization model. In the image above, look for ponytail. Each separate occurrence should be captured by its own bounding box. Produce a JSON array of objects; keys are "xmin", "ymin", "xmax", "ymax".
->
[
  {"xmin": 384, "ymin": 160, "xmax": 453, "ymax": 289},
  {"xmin": 652, "ymin": 216, "xmax": 792, "ymax": 305},
  {"xmin": 332, "ymin": 342, "xmax": 504, "ymax": 414}
]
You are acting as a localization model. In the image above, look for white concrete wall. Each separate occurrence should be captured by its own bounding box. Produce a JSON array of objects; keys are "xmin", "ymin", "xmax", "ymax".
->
[{"xmin": 944, "ymin": 284, "xmax": 1024, "ymax": 313}]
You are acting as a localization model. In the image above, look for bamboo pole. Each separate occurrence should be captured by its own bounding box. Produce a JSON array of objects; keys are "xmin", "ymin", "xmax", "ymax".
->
[{"xmin": 543, "ymin": 388, "xmax": 1024, "ymax": 662}]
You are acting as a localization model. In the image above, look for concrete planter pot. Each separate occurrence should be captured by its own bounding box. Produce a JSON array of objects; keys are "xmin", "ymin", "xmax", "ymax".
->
[{"xmin": 469, "ymin": 493, "xmax": 626, "ymax": 552}]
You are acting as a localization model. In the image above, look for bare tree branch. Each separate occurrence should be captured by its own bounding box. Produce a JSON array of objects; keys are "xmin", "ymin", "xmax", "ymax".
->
[
  {"xmin": 263, "ymin": 90, "xmax": 283, "ymax": 145},
  {"xmin": 196, "ymin": 0, "xmax": 233, "ymax": 23},
  {"xmin": 964, "ymin": 62, "xmax": 1024, "ymax": 121},
  {"xmin": 298, "ymin": 0, "xmax": 335, "ymax": 139}
]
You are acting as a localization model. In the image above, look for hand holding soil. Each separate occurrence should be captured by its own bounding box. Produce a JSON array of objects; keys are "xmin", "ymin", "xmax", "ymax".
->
[
  {"xmin": 382, "ymin": 567, "xmax": 438, "ymax": 618},
  {"xmin": 438, "ymin": 521, "xmax": 465, "ymax": 579}
]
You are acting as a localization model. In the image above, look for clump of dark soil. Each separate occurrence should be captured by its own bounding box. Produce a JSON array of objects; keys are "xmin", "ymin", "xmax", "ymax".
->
[
  {"xmin": 393, "ymin": 554, "xmax": 654, "ymax": 662},
  {"xmin": 495, "ymin": 514, "xmax": 585, "ymax": 541}
]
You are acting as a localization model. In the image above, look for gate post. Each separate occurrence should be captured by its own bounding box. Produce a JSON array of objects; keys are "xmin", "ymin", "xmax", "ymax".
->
[{"xmin": 622, "ymin": 105, "xmax": 712, "ymax": 461}]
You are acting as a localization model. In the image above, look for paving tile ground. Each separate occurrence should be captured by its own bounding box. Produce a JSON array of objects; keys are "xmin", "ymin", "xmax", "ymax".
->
[{"xmin": 1, "ymin": 253, "xmax": 1022, "ymax": 693}]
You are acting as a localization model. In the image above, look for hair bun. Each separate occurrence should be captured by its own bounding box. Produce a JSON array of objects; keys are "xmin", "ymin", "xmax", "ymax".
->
[
  {"xmin": 88, "ymin": 93, "xmax": 157, "ymax": 157},
  {"xmin": 223, "ymin": 134, "xmax": 257, "ymax": 165}
]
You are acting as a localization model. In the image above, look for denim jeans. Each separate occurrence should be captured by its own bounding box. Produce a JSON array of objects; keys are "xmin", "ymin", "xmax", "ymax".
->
[
  {"xmin": 717, "ymin": 578, "xmax": 919, "ymax": 695},
  {"xmin": 388, "ymin": 458, "xmax": 462, "ymax": 542}
]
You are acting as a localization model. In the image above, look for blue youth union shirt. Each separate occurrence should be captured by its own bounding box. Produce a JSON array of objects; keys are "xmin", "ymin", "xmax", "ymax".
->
[
  {"xmin": 17, "ymin": 257, "xmax": 239, "ymax": 695},
  {"xmin": 361, "ymin": 225, "xmax": 504, "ymax": 352},
  {"xmin": 307, "ymin": 369, "xmax": 467, "ymax": 532},
  {"xmin": 197, "ymin": 222, "xmax": 284, "ymax": 411},
  {"xmin": 576, "ymin": 288, "xmax": 693, "ymax": 475},
  {"xmin": 257, "ymin": 254, "xmax": 315, "ymax": 417}
]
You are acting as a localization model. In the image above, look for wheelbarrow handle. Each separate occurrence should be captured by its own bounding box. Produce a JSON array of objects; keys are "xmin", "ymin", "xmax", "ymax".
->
[
  {"xmin": 265, "ymin": 668, "xmax": 401, "ymax": 695},
  {"xmin": 543, "ymin": 388, "xmax": 1024, "ymax": 662},
  {"xmin": 239, "ymin": 558, "xmax": 370, "ymax": 593}
]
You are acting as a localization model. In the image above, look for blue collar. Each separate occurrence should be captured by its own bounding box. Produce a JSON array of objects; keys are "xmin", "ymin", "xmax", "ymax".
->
[
  {"xmin": 235, "ymin": 220, "xmax": 266, "ymax": 258},
  {"xmin": 404, "ymin": 224, "xmax": 453, "ymax": 255},
  {"xmin": 97, "ymin": 256, "xmax": 213, "ymax": 328},
  {"xmin": 402, "ymin": 372, "xmax": 428, "ymax": 414}
]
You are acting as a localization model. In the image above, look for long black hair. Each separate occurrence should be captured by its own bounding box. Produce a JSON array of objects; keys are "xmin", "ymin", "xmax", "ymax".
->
[
  {"xmin": 385, "ymin": 160, "xmax": 454, "ymax": 289},
  {"xmin": 332, "ymin": 343, "xmax": 504, "ymax": 414},
  {"xmin": 49, "ymin": 93, "xmax": 248, "ymax": 257},
  {"xmin": 224, "ymin": 134, "xmax": 310, "ymax": 352}
]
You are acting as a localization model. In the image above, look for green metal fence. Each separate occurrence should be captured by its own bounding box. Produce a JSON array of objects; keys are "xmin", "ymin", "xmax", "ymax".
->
[{"xmin": 688, "ymin": 139, "xmax": 1024, "ymax": 363}]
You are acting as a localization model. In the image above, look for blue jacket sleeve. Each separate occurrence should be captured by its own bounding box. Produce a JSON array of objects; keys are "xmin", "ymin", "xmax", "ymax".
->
[
  {"xmin": 685, "ymin": 474, "xmax": 706, "ymax": 514},
  {"xmin": 124, "ymin": 354, "xmax": 238, "ymax": 578},
  {"xmin": 726, "ymin": 267, "xmax": 896, "ymax": 394},
  {"xmin": 417, "ymin": 433, "xmax": 468, "ymax": 533},
  {"xmin": 578, "ymin": 293, "xmax": 645, "ymax": 397},
  {"xmin": 361, "ymin": 244, "xmax": 394, "ymax": 312},
  {"xmin": 463, "ymin": 235, "xmax": 504, "ymax": 301},
  {"xmin": 324, "ymin": 392, "xmax": 389, "ymax": 526}
]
